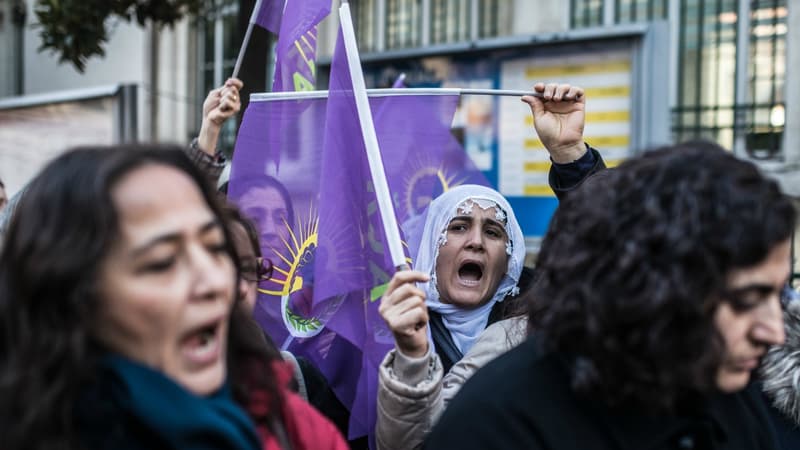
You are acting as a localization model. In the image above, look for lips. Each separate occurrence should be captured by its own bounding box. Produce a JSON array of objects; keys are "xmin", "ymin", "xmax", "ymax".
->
[
  {"xmin": 730, "ymin": 354, "xmax": 764, "ymax": 372},
  {"xmin": 180, "ymin": 316, "xmax": 225, "ymax": 368},
  {"xmin": 457, "ymin": 260, "xmax": 485, "ymax": 287},
  {"xmin": 736, "ymin": 358, "xmax": 761, "ymax": 371}
]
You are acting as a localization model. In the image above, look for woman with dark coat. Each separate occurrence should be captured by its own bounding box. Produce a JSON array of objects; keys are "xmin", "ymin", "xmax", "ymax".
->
[
  {"xmin": 760, "ymin": 288, "xmax": 800, "ymax": 449},
  {"xmin": 426, "ymin": 142, "xmax": 795, "ymax": 450},
  {"xmin": 376, "ymin": 82, "xmax": 606, "ymax": 450}
]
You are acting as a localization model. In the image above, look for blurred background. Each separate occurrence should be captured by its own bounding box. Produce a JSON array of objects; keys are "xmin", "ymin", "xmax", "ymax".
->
[{"xmin": 0, "ymin": 0, "xmax": 798, "ymax": 280}]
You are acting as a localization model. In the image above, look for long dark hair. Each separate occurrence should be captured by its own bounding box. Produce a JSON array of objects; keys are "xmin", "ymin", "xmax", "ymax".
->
[
  {"xmin": 529, "ymin": 141, "xmax": 796, "ymax": 412},
  {"xmin": 0, "ymin": 145, "xmax": 279, "ymax": 449}
]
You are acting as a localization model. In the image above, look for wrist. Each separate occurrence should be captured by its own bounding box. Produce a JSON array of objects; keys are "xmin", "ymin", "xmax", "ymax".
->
[
  {"xmin": 396, "ymin": 339, "xmax": 429, "ymax": 359},
  {"xmin": 549, "ymin": 141, "xmax": 587, "ymax": 164},
  {"xmin": 197, "ymin": 124, "xmax": 221, "ymax": 155}
]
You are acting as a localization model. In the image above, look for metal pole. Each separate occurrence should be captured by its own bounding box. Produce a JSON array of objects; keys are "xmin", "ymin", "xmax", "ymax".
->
[
  {"xmin": 459, "ymin": 88, "xmax": 546, "ymax": 98},
  {"xmin": 232, "ymin": 0, "xmax": 264, "ymax": 79},
  {"xmin": 339, "ymin": 2, "xmax": 407, "ymax": 269}
]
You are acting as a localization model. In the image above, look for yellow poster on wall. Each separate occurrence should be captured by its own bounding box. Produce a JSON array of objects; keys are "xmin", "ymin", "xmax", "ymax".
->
[{"xmin": 499, "ymin": 49, "xmax": 633, "ymax": 196}]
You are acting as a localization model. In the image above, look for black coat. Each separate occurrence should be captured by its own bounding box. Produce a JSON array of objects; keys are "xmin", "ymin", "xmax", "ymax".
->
[{"xmin": 425, "ymin": 337, "xmax": 780, "ymax": 450}]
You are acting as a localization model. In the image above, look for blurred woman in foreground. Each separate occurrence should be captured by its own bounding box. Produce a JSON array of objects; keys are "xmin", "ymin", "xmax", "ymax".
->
[{"xmin": 0, "ymin": 145, "xmax": 346, "ymax": 450}]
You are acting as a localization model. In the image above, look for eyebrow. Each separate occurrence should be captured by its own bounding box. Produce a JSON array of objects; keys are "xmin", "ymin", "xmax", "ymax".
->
[
  {"xmin": 450, "ymin": 215, "xmax": 507, "ymax": 229},
  {"xmin": 724, "ymin": 280, "xmax": 788, "ymax": 297},
  {"xmin": 130, "ymin": 219, "xmax": 221, "ymax": 259}
]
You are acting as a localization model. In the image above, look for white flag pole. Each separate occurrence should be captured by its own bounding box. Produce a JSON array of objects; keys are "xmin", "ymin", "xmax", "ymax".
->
[
  {"xmin": 232, "ymin": 0, "xmax": 264, "ymax": 79},
  {"xmin": 339, "ymin": 2, "xmax": 407, "ymax": 269}
]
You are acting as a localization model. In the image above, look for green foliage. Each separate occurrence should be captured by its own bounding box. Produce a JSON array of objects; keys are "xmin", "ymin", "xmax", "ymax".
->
[
  {"xmin": 35, "ymin": 0, "xmax": 206, "ymax": 72},
  {"xmin": 285, "ymin": 306, "xmax": 322, "ymax": 333}
]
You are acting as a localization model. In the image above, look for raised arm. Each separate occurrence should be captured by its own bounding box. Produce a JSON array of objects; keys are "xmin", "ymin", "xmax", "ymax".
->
[{"xmin": 522, "ymin": 82, "xmax": 606, "ymax": 199}]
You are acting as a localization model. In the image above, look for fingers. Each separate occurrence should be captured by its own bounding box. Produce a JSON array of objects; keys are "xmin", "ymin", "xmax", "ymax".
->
[
  {"xmin": 387, "ymin": 305, "xmax": 429, "ymax": 337},
  {"xmin": 218, "ymin": 85, "xmax": 241, "ymax": 114},
  {"xmin": 379, "ymin": 282, "xmax": 427, "ymax": 324},
  {"xmin": 527, "ymin": 82, "xmax": 584, "ymax": 102},
  {"xmin": 379, "ymin": 270, "xmax": 429, "ymax": 326},
  {"xmin": 225, "ymin": 77, "xmax": 244, "ymax": 90},
  {"xmin": 379, "ymin": 285, "xmax": 428, "ymax": 340},
  {"xmin": 521, "ymin": 83, "xmax": 546, "ymax": 117},
  {"xmin": 565, "ymin": 85, "xmax": 584, "ymax": 102},
  {"xmin": 385, "ymin": 270, "xmax": 430, "ymax": 297}
]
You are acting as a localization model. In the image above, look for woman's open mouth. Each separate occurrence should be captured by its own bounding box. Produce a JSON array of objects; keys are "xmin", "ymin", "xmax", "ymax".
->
[
  {"xmin": 457, "ymin": 261, "xmax": 484, "ymax": 287},
  {"xmin": 180, "ymin": 318, "xmax": 224, "ymax": 368}
]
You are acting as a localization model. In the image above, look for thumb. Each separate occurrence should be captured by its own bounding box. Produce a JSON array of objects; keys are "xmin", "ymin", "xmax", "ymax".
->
[{"xmin": 522, "ymin": 95, "xmax": 546, "ymax": 120}]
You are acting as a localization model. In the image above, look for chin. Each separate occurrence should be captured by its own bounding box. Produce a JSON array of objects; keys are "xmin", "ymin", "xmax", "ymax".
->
[
  {"xmin": 449, "ymin": 295, "xmax": 490, "ymax": 309},
  {"xmin": 178, "ymin": 363, "xmax": 228, "ymax": 397},
  {"xmin": 715, "ymin": 371, "xmax": 750, "ymax": 393}
]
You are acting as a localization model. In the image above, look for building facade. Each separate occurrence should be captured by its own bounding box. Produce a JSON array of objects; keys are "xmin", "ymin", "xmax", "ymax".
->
[{"xmin": 1, "ymin": 0, "xmax": 798, "ymax": 276}]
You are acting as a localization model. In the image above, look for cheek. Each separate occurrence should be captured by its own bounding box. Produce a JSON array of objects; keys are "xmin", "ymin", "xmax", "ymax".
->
[
  {"xmin": 94, "ymin": 280, "xmax": 182, "ymax": 363},
  {"xmin": 434, "ymin": 243, "xmax": 457, "ymax": 276},
  {"xmin": 713, "ymin": 306, "xmax": 749, "ymax": 354},
  {"xmin": 489, "ymin": 246, "xmax": 509, "ymax": 279}
]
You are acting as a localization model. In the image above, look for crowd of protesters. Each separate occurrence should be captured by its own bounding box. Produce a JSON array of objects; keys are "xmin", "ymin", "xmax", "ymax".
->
[{"xmin": 0, "ymin": 74, "xmax": 799, "ymax": 450}]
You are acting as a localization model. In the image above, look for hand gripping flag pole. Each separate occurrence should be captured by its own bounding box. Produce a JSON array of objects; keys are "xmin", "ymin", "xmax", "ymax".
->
[{"xmin": 338, "ymin": 2, "xmax": 408, "ymax": 270}]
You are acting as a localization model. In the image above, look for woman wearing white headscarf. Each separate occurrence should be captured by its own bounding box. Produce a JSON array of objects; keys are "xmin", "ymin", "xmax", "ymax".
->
[{"xmin": 375, "ymin": 83, "xmax": 604, "ymax": 450}]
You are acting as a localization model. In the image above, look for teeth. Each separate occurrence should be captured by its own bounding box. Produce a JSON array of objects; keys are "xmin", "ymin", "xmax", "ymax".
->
[{"xmin": 199, "ymin": 328, "xmax": 214, "ymax": 347}]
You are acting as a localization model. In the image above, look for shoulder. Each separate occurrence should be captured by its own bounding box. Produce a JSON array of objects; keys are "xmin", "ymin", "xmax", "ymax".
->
[
  {"xmin": 451, "ymin": 317, "xmax": 527, "ymax": 373},
  {"xmin": 426, "ymin": 339, "xmax": 560, "ymax": 449},
  {"xmin": 441, "ymin": 317, "xmax": 529, "ymax": 412},
  {"xmin": 448, "ymin": 336, "xmax": 551, "ymax": 407},
  {"xmin": 761, "ymin": 300, "xmax": 800, "ymax": 427},
  {"xmin": 281, "ymin": 390, "xmax": 349, "ymax": 450}
]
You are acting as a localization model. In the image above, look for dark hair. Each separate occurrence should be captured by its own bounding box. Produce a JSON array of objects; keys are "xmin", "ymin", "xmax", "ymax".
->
[
  {"xmin": 529, "ymin": 141, "xmax": 796, "ymax": 412},
  {"xmin": 0, "ymin": 145, "xmax": 280, "ymax": 449},
  {"xmin": 224, "ymin": 202, "xmax": 264, "ymax": 259}
]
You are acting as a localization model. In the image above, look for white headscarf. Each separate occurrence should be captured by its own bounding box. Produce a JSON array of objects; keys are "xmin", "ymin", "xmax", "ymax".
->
[{"xmin": 414, "ymin": 185, "xmax": 525, "ymax": 355}]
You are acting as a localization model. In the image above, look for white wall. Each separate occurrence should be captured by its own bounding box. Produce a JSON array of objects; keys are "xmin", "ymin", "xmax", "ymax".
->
[
  {"xmin": 511, "ymin": 0, "xmax": 568, "ymax": 35},
  {"xmin": 19, "ymin": 0, "xmax": 195, "ymax": 144},
  {"xmin": 783, "ymin": 0, "xmax": 800, "ymax": 169},
  {"xmin": 0, "ymin": 0, "xmax": 19, "ymax": 97},
  {"xmin": 155, "ymin": 20, "xmax": 192, "ymax": 144},
  {"xmin": 22, "ymin": 2, "xmax": 147, "ymax": 94}
]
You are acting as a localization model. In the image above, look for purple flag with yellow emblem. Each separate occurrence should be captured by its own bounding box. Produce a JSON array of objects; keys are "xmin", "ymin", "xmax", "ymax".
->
[
  {"xmin": 271, "ymin": 0, "xmax": 330, "ymax": 92},
  {"xmin": 229, "ymin": 25, "xmax": 495, "ymax": 447},
  {"xmin": 253, "ymin": 0, "xmax": 285, "ymax": 33}
]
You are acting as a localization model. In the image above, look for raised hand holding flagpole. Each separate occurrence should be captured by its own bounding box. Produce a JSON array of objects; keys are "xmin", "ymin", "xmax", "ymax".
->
[{"xmin": 338, "ymin": 2, "xmax": 407, "ymax": 270}]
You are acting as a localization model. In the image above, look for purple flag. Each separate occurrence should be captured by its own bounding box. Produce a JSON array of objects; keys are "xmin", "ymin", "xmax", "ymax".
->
[
  {"xmin": 230, "ymin": 26, "xmax": 498, "ymax": 445},
  {"xmin": 253, "ymin": 0, "xmax": 285, "ymax": 34},
  {"xmin": 229, "ymin": 90, "xmax": 459, "ymax": 442},
  {"xmin": 271, "ymin": 0, "xmax": 330, "ymax": 92}
]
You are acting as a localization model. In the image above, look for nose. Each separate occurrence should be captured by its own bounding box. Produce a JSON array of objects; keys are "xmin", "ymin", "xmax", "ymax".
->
[
  {"xmin": 189, "ymin": 243, "xmax": 234, "ymax": 303},
  {"xmin": 464, "ymin": 226, "xmax": 484, "ymax": 251},
  {"xmin": 752, "ymin": 294, "xmax": 786, "ymax": 346},
  {"xmin": 260, "ymin": 220, "xmax": 284, "ymax": 248}
]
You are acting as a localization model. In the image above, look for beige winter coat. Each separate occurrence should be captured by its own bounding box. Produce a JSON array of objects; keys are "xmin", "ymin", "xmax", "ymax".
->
[{"xmin": 375, "ymin": 316, "xmax": 527, "ymax": 450}]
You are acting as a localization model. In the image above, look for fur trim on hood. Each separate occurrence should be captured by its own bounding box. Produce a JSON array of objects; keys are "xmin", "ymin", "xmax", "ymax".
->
[{"xmin": 760, "ymin": 299, "xmax": 800, "ymax": 426}]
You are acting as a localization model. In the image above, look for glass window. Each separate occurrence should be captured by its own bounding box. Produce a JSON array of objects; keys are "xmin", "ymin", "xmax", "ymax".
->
[
  {"xmin": 478, "ymin": 0, "xmax": 504, "ymax": 38},
  {"xmin": 745, "ymin": 0, "xmax": 787, "ymax": 160},
  {"xmin": 352, "ymin": 0, "xmax": 378, "ymax": 52},
  {"xmin": 386, "ymin": 0, "xmax": 422, "ymax": 49},
  {"xmin": 570, "ymin": 0, "xmax": 604, "ymax": 28},
  {"xmin": 672, "ymin": 0, "xmax": 738, "ymax": 150},
  {"xmin": 430, "ymin": 0, "xmax": 470, "ymax": 44},
  {"xmin": 615, "ymin": 0, "xmax": 667, "ymax": 23},
  {"xmin": 672, "ymin": 0, "xmax": 786, "ymax": 160}
]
